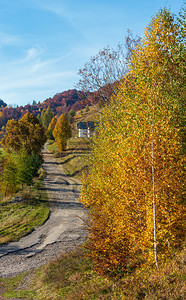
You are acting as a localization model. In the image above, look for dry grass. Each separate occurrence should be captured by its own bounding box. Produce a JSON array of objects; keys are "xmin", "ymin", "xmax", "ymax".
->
[
  {"xmin": 71, "ymin": 105, "xmax": 101, "ymax": 136},
  {"xmin": 32, "ymin": 245, "xmax": 186, "ymax": 299},
  {"xmin": 1, "ymin": 246, "xmax": 185, "ymax": 299},
  {"xmin": 47, "ymin": 138, "xmax": 91, "ymax": 180}
]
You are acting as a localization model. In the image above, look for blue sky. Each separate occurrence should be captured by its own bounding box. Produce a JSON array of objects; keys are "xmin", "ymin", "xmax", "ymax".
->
[{"xmin": 0, "ymin": 0, "xmax": 184, "ymax": 106}]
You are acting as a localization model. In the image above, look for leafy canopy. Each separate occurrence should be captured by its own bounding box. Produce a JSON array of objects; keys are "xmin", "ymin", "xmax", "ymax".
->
[
  {"xmin": 1, "ymin": 112, "xmax": 47, "ymax": 155},
  {"xmin": 80, "ymin": 7, "xmax": 185, "ymax": 275},
  {"xmin": 53, "ymin": 114, "xmax": 72, "ymax": 151}
]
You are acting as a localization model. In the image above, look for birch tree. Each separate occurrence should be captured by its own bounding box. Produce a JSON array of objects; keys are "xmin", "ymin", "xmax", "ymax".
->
[{"xmin": 80, "ymin": 8, "xmax": 185, "ymax": 274}]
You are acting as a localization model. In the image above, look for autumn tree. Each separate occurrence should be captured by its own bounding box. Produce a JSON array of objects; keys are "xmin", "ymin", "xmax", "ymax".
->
[
  {"xmin": 0, "ymin": 113, "xmax": 46, "ymax": 197},
  {"xmin": 53, "ymin": 114, "xmax": 72, "ymax": 151},
  {"xmin": 0, "ymin": 112, "xmax": 46, "ymax": 196},
  {"xmin": 1, "ymin": 112, "xmax": 47, "ymax": 155},
  {"xmin": 47, "ymin": 116, "xmax": 57, "ymax": 140},
  {"xmin": 80, "ymin": 7, "xmax": 185, "ymax": 274},
  {"xmin": 1, "ymin": 119, "xmax": 20, "ymax": 151},
  {"xmin": 0, "ymin": 112, "xmax": 6, "ymax": 128}
]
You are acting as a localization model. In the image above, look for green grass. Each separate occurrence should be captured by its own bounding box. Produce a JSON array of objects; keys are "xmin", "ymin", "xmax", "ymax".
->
[
  {"xmin": 0, "ymin": 246, "xmax": 185, "ymax": 299},
  {"xmin": 47, "ymin": 138, "xmax": 91, "ymax": 180},
  {"xmin": 46, "ymin": 140, "xmax": 59, "ymax": 154},
  {"xmin": 0, "ymin": 271, "xmax": 37, "ymax": 299},
  {"xmin": 0, "ymin": 180, "xmax": 49, "ymax": 245}
]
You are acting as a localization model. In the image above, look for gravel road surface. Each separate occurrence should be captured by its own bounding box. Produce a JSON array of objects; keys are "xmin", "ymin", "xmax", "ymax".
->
[{"xmin": 0, "ymin": 146, "xmax": 87, "ymax": 277}]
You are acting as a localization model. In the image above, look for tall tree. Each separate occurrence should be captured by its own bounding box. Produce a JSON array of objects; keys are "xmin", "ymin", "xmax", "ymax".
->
[
  {"xmin": 76, "ymin": 33, "xmax": 141, "ymax": 104},
  {"xmin": 53, "ymin": 114, "xmax": 71, "ymax": 151},
  {"xmin": 47, "ymin": 116, "xmax": 57, "ymax": 140},
  {"xmin": 1, "ymin": 112, "xmax": 47, "ymax": 155},
  {"xmin": 41, "ymin": 107, "xmax": 54, "ymax": 129},
  {"xmin": 80, "ymin": 8, "xmax": 185, "ymax": 274}
]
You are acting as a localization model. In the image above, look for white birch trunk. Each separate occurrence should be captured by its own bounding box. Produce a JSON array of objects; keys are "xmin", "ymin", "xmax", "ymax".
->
[{"xmin": 151, "ymin": 105, "xmax": 158, "ymax": 268}]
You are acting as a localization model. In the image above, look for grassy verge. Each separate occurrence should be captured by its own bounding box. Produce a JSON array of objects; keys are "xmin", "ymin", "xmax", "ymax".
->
[
  {"xmin": 0, "ymin": 179, "xmax": 49, "ymax": 245},
  {"xmin": 0, "ymin": 246, "xmax": 185, "ymax": 299},
  {"xmin": 47, "ymin": 138, "xmax": 91, "ymax": 180}
]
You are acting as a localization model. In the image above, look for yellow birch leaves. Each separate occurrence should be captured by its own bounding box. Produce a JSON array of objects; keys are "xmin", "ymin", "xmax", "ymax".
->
[{"xmin": 80, "ymin": 8, "xmax": 185, "ymax": 274}]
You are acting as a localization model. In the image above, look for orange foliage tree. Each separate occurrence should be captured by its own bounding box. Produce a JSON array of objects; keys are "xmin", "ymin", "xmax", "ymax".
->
[
  {"xmin": 47, "ymin": 116, "xmax": 57, "ymax": 140},
  {"xmin": 80, "ymin": 8, "xmax": 185, "ymax": 274},
  {"xmin": 53, "ymin": 114, "xmax": 71, "ymax": 151},
  {"xmin": 0, "ymin": 113, "xmax": 46, "ymax": 197},
  {"xmin": 1, "ymin": 112, "xmax": 47, "ymax": 155}
]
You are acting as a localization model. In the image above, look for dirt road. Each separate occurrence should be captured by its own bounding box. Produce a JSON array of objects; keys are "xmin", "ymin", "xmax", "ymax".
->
[{"xmin": 0, "ymin": 146, "xmax": 87, "ymax": 277}]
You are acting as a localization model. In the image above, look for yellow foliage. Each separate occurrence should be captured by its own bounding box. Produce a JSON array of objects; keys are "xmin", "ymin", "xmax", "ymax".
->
[
  {"xmin": 1, "ymin": 113, "xmax": 47, "ymax": 154},
  {"xmin": 80, "ymin": 8, "xmax": 185, "ymax": 274},
  {"xmin": 53, "ymin": 114, "xmax": 71, "ymax": 151}
]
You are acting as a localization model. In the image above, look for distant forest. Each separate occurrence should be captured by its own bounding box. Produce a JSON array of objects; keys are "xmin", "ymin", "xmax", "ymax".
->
[{"xmin": 0, "ymin": 89, "xmax": 101, "ymax": 131}]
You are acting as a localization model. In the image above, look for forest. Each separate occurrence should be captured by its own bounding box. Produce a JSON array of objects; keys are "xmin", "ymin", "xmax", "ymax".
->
[{"xmin": 0, "ymin": 89, "xmax": 100, "ymax": 134}]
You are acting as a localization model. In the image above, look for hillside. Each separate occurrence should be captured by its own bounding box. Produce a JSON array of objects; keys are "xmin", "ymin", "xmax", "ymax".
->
[
  {"xmin": 71, "ymin": 105, "xmax": 101, "ymax": 135},
  {"xmin": 0, "ymin": 89, "xmax": 101, "ymax": 131}
]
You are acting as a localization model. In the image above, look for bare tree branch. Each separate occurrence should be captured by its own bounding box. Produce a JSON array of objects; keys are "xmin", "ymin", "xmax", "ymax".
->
[{"xmin": 76, "ymin": 31, "xmax": 141, "ymax": 104}]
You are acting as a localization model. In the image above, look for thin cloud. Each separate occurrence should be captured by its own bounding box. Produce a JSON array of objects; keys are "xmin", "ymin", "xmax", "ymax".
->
[
  {"xmin": 0, "ymin": 69, "xmax": 78, "ymax": 105},
  {"xmin": 11, "ymin": 47, "xmax": 42, "ymax": 64},
  {"xmin": 0, "ymin": 32, "xmax": 21, "ymax": 48},
  {"xmin": 35, "ymin": 0, "xmax": 91, "ymax": 40},
  {"xmin": 30, "ymin": 53, "xmax": 73, "ymax": 73},
  {"xmin": 1, "ymin": 71, "xmax": 76, "ymax": 89}
]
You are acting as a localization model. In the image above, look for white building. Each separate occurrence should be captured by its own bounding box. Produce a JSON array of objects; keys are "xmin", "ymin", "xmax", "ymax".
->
[{"xmin": 77, "ymin": 121, "xmax": 96, "ymax": 138}]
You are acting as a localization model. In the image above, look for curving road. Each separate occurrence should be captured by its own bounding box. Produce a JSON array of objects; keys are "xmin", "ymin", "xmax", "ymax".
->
[{"xmin": 0, "ymin": 146, "xmax": 87, "ymax": 277}]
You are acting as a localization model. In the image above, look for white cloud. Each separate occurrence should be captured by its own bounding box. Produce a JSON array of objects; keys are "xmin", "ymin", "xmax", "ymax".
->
[
  {"xmin": 0, "ymin": 40, "xmax": 78, "ymax": 105},
  {"xmin": 0, "ymin": 70, "xmax": 76, "ymax": 90},
  {"xmin": 35, "ymin": 0, "xmax": 68, "ymax": 16},
  {"xmin": 0, "ymin": 32, "xmax": 21, "ymax": 48},
  {"xmin": 26, "ymin": 47, "xmax": 38, "ymax": 60},
  {"xmin": 30, "ymin": 54, "xmax": 71, "ymax": 73}
]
